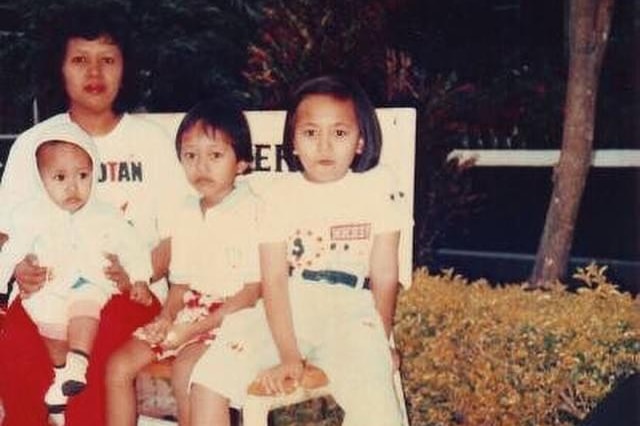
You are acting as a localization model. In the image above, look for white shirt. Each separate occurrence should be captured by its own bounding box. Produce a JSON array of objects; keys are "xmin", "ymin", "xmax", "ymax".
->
[
  {"xmin": 170, "ymin": 181, "xmax": 262, "ymax": 298},
  {"xmin": 0, "ymin": 113, "xmax": 190, "ymax": 249},
  {"xmin": 259, "ymin": 167, "xmax": 408, "ymax": 289}
]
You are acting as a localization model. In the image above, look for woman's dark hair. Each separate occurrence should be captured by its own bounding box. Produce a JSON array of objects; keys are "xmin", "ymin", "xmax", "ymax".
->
[
  {"xmin": 282, "ymin": 74, "xmax": 382, "ymax": 173},
  {"xmin": 36, "ymin": 3, "xmax": 137, "ymax": 115},
  {"xmin": 175, "ymin": 99, "xmax": 254, "ymax": 172}
]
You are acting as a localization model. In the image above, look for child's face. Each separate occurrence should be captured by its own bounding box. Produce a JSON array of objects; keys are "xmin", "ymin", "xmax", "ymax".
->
[
  {"xmin": 293, "ymin": 94, "xmax": 363, "ymax": 183},
  {"xmin": 38, "ymin": 142, "xmax": 93, "ymax": 213},
  {"xmin": 179, "ymin": 123, "xmax": 248, "ymax": 209},
  {"xmin": 62, "ymin": 36, "xmax": 124, "ymax": 115}
]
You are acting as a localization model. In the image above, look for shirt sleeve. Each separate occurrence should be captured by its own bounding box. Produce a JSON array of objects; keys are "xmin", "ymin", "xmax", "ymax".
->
[
  {"xmin": 242, "ymin": 197, "xmax": 263, "ymax": 284},
  {"xmin": 110, "ymin": 214, "xmax": 153, "ymax": 284},
  {"xmin": 0, "ymin": 206, "xmax": 38, "ymax": 293},
  {"xmin": 144, "ymin": 121, "xmax": 193, "ymax": 241},
  {"xmin": 369, "ymin": 166, "xmax": 413, "ymax": 235},
  {"xmin": 167, "ymin": 201, "xmax": 195, "ymax": 285},
  {"xmin": 256, "ymin": 179, "xmax": 289, "ymax": 244},
  {"xmin": 0, "ymin": 132, "xmax": 37, "ymax": 233}
]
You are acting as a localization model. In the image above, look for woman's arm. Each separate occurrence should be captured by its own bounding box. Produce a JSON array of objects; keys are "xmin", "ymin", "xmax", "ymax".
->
[
  {"xmin": 369, "ymin": 230, "xmax": 401, "ymax": 338},
  {"xmin": 150, "ymin": 237, "xmax": 171, "ymax": 283}
]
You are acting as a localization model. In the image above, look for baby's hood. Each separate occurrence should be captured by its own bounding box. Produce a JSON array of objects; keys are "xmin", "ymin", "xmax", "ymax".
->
[{"xmin": 29, "ymin": 121, "xmax": 100, "ymax": 208}]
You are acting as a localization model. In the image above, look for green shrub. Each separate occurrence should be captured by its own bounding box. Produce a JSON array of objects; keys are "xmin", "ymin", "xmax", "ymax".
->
[{"xmin": 395, "ymin": 266, "xmax": 640, "ymax": 425}]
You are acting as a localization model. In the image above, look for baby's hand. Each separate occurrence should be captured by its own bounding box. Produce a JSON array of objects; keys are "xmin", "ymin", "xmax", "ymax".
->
[
  {"xmin": 254, "ymin": 360, "xmax": 304, "ymax": 396},
  {"xmin": 130, "ymin": 281, "xmax": 152, "ymax": 306}
]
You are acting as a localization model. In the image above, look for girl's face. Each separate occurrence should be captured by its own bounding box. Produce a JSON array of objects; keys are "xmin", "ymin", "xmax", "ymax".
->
[
  {"xmin": 179, "ymin": 122, "xmax": 248, "ymax": 210},
  {"xmin": 38, "ymin": 142, "xmax": 93, "ymax": 213},
  {"xmin": 293, "ymin": 94, "xmax": 363, "ymax": 183},
  {"xmin": 62, "ymin": 36, "xmax": 124, "ymax": 116}
]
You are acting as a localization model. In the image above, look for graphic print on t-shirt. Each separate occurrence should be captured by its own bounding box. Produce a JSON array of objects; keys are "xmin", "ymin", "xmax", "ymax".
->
[
  {"xmin": 97, "ymin": 161, "xmax": 144, "ymax": 183},
  {"xmin": 287, "ymin": 222, "xmax": 371, "ymax": 289}
]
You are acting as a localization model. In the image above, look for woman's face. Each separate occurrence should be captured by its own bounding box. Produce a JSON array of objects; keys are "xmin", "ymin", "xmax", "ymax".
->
[{"xmin": 62, "ymin": 36, "xmax": 124, "ymax": 115}]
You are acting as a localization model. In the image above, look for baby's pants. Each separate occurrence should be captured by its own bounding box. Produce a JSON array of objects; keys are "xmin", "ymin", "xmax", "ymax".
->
[
  {"xmin": 23, "ymin": 277, "xmax": 111, "ymax": 340},
  {"xmin": 191, "ymin": 284, "xmax": 403, "ymax": 426}
]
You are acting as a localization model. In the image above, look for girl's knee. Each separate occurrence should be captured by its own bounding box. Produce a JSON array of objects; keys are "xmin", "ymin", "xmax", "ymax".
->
[{"xmin": 105, "ymin": 350, "xmax": 139, "ymax": 385}]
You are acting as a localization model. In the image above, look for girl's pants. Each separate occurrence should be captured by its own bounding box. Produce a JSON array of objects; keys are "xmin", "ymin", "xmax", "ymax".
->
[{"xmin": 192, "ymin": 284, "xmax": 404, "ymax": 426}]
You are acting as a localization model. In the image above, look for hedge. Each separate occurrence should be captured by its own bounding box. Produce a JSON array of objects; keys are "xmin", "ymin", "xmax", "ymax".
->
[{"xmin": 395, "ymin": 265, "xmax": 640, "ymax": 425}]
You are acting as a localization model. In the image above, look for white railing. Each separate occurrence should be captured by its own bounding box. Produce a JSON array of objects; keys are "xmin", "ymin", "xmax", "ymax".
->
[{"xmin": 448, "ymin": 149, "xmax": 640, "ymax": 167}]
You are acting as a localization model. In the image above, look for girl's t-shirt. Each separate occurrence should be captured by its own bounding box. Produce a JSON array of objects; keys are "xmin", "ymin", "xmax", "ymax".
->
[{"xmin": 259, "ymin": 167, "xmax": 408, "ymax": 290}]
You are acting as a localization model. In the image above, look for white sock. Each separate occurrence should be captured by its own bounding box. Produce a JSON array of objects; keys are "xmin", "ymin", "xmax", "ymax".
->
[
  {"xmin": 61, "ymin": 350, "xmax": 89, "ymax": 396},
  {"xmin": 45, "ymin": 365, "xmax": 68, "ymax": 414}
]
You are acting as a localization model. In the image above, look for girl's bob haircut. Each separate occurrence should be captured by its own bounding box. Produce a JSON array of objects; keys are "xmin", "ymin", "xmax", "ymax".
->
[{"xmin": 282, "ymin": 74, "xmax": 382, "ymax": 173}]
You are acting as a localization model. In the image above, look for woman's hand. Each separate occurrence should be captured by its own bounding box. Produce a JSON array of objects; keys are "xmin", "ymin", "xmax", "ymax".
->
[
  {"xmin": 103, "ymin": 253, "xmax": 132, "ymax": 292},
  {"xmin": 14, "ymin": 254, "xmax": 47, "ymax": 298},
  {"xmin": 255, "ymin": 360, "xmax": 305, "ymax": 396},
  {"xmin": 130, "ymin": 281, "xmax": 153, "ymax": 306}
]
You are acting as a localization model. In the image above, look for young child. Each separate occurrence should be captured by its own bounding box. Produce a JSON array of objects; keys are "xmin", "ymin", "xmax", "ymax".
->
[
  {"xmin": 0, "ymin": 122, "xmax": 153, "ymax": 421},
  {"xmin": 106, "ymin": 99, "xmax": 262, "ymax": 426},
  {"xmin": 189, "ymin": 75, "xmax": 409, "ymax": 425}
]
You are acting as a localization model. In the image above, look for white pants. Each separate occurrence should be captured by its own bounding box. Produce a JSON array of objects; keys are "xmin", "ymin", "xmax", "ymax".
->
[
  {"xmin": 23, "ymin": 276, "xmax": 112, "ymax": 340},
  {"xmin": 191, "ymin": 283, "xmax": 403, "ymax": 426}
]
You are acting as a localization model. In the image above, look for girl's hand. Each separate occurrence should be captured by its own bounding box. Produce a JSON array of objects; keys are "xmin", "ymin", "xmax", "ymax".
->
[
  {"xmin": 14, "ymin": 254, "xmax": 47, "ymax": 298},
  {"xmin": 142, "ymin": 315, "xmax": 172, "ymax": 344},
  {"xmin": 130, "ymin": 281, "xmax": 152, "ymax": 306},
  {"xmin": 160, "ymin": 322, "xmax": 195, "ymax": 350},
  {"xmin": 255, "ymin": 360, "xmax": 304, "ymax": 396},
  {"xmin": 103, "ymin": 253, "xmax": 132, "ymax": 292}
]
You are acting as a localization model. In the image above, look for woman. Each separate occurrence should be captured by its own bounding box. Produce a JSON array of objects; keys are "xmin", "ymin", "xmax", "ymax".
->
[{"xmin": 0, "ymin": 4, "xmax": 188, "ymax": 426}]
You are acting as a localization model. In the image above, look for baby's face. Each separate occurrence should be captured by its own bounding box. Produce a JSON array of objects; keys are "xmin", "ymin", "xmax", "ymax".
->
[
  {"xmin": 179, "ymin": 122, "xmax": 248, "ymax": 210},
  {"xmin": 37, "ymin": 142, "xmax": 93, "ymax": 213}
]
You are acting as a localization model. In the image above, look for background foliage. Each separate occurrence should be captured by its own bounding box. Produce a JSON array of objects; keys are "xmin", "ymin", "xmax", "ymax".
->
[{"xmin": 396, "ymin": 267, "xmax": 640, "ymax": 425}]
